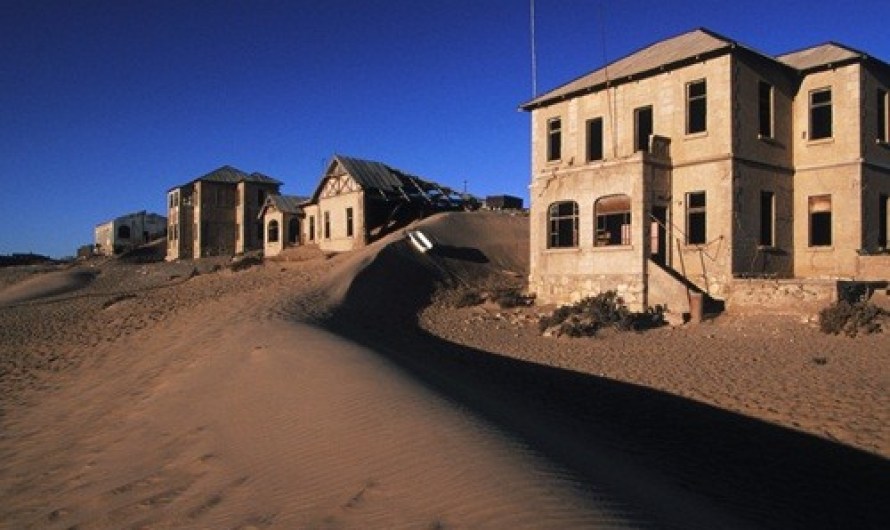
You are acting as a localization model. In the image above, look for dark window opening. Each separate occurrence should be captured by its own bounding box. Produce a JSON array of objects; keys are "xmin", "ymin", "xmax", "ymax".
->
[
  {"xmin": 595, "ymin": 195, "xmax": 631, "ymax": 246},
  {"xmin": 288, "ymin": 218, "xmax": 299, "ymax": 244},
  {"xmin": 634, "ymin": 106, "xmax": 653, "ymax": 152},
  {"xmin": 257, "ymin": 189, "xmax": 266, "ymax": 207},
  {"xmin": 687, "ymin": 80, "xmax": 707, "ymax": 134},
  {"xmin": 686, "ymin": 191, "xmax": 706, "ymax": 245},
  {"xmin": 255, "ymin": 221, "xmax": 263, "ymax": 243},
  {"xmin": 547, "ymin": 201, "xmax": 578, "ymax": 248},
  {"xmin": 117, "ymin": 225, "xmax": 131, "ymax": 239},
  {"xmin": 809, "ymin": 89, "xmax": 832, "ymax": 140},
  {"xmin": 309, "ymin": 216, "xmax": 316, "ymax": 241},
  {"xmin": 267, "ymin": 220, "xmax": 279, "ymax": 243},
  {"xmin": 758, "ymin": 81, "xmax": 773, "ymax": 138},
  {"xmin": 878, "ymin": 89, "xmax": 888, "ymax": 143},
  {"xmin": 586, "ymin": 118, "xmax": 603, "ymax": 161},
  {"xmin": 759, "ymin": 191, "xmax": 775, "ymax": 247},
  {"xmin": 808, "ymin": 195, "xmax": 832, "ymax": 247},
  {"xmin": 547, "ymin": 118, "xmax": 562, "ymax": 161},
  {"xmin": 879, "ymin": 194, "xmax": 888, "ymax": 249},
  {"xmin": 346, "ymin": 207, "xmax": 354, "ymax": 238},
  {"xmin": 323, "ymin": 211, "xmax": 331, "ymax": 239}
]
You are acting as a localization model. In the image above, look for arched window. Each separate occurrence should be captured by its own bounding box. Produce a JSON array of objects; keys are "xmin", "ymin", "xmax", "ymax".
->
[
  {"xmin": 117, "ymin": 225, "xmax": 131, "ymax": 239},
  {"xmin": 595, "ymin": 195, "xmax": 631, "ymax": 246},
  {"xmin": 548, "ymin": 201, "xmax": 578, "ymax": 248},
  {"xmin": 288, "ymin": 218, "xmax": 299, "ymax": 244},
  {"xmin": 267, "ymin": 220, "xmax": 279, "ymax": 243}
]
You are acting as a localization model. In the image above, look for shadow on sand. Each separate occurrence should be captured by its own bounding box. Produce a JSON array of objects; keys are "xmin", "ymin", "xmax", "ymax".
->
[{"xmin": 319, "ymin": 241, "xmax": 890, "ymax": 529}]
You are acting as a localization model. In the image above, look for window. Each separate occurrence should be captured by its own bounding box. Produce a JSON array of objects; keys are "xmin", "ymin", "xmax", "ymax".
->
[
  {"xmin": 686, "ymin": 80, "xmax": 707, "ymax": 134},
  {"xmin": 595, "ymin": 195, "xmax": 631, "ymax": 246},
  {"xmin": 309, "ymin": 216, "xmax": 316, "ymax": 241},
  {"xmin": 547, "ymin": 118, "xmax": 561, "ymax": 161},
  {"xmin": 808, "ymin": 195, "xmax": 832, "ymax": 246},
  {"xmin": 346, "ymin": 207, "xmax": 354, "ymax": 237},
  {"xmin": 809, "ymin": 88, "xmax": 832, "ymax": 140},
  {"xmin": 288, "ymin": 218, "xmax": 299, "ymax": 244},
  {"xmin": 586, "ymin": 118, "xmax": 603, "ymax": 161},
  {"xmin": 758, "ymin": 81, "xmax": 774, "ymax": 138},
  {"xmin": 267, "ymin": 220, "xmax": 279, "ymax": 243},
  {"xmin": 547, "ymin": 201, "xmax": 578, "ymax": 248},
  {"xmin": 117, "ymin": 225, "xmax": 131, "ymax": 239},
  {"xmin": 686, "ymin": 191, "xmax": 706, "ymax": 245},
  {"xmin": 759, "ymin": 191, "xmax": 774, "ymax": 247},
  {"xmin": 323, "ymin": 211, "xmax": 331, "ymax": 239},
  {"xmin": 634, "ymin": 106, "xmax": 653, "ymax": 152},
  {"xmin": 879, "ymin": 194, "xmax": 888, "ymax": 249},
  {"xmin": 169, "ymin": 191, "xmax": 179, "ymax": 209},
  {"xmin": 878, "ymin": 89, "xmax": 888, "ymax": 143}
]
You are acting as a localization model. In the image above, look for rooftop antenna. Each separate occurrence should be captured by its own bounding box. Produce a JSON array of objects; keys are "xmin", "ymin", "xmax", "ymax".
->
[{"xmin": 530, "ymin": 0, "xmax": 538, "ymax": 96}]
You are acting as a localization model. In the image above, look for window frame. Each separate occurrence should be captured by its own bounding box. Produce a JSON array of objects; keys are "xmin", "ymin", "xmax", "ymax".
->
[
  {"xmin": 758, "ymin": 81, "xmax": 774, "ymax": 139},
  {"xmin": 308, "ymin": 215, "xmax": 316, "ymax": 242},
  {"xmin": 759, "ymin": 190, "xmax": 775, "ymax": 247},
  {"xmin": 808, "ymin": 195, "xmax": 832, "ymax": 247},
  {"xmin": 547, "ymin": 117, "xmax": 562, "ymax": 162},
  {"xmin": 585, "ymin": 117, "xmax": 604, "ymax": 162},
  {"xmin": 686, "ymin": 79, "xmax": 707, "ymax": 135},
  {"xmin": 878, "ymin": 88, "xmax": 888, "ymax": 144},
  {"xmin": 323, "ymin": 211, "xmax": 331, "ymax": 240},
  {"xmin": 685, "ymin": 191, "xmax": 707, "ymax": 245},
  {"xmin": 346, "ymin": 207, "xmax": 354, "ymax": 238},
  {"xmin": 809, "ymin": 88, "xmax": 833, "ymax": 141},
  {"xmin": 267, "ymin": 219, "xmax": 280, "ymax": 243},
  {"xmin": 547, "ymin": 200, "xmax": 579, "ymax": 249},
  {"xmin": 634, "ymin": 105, "xmax": 653, "ymax": 152},
  {"xmin": 594, "ymin": 195, "xmax": 632, "ymax": 247}
]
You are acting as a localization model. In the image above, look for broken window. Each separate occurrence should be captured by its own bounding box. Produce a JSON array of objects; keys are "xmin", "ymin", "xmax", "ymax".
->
[
  {"xmin": 323, "ymin": 211, "xmax": 331, "ymax": 239},
  {"xmin": 686, "ymin": 191, "xmax": 706, "ymax": 245},
  {"xmin": 268, "ymin": 220, "xmax": 279, "ymax": 243},
  {"xmin": 878, "ymin": 89, "xmax": 888, "ymax": 143},
  {"xmin": 346, "ymin": 207, "xmax": 354, "ymax": 238},
  {"xmin": 686, "ymin": 80, "xmax": 707, "ymax": 134},
  {"xmin": 808, "ymin": 195, "xmax": 832, "ymax": 247},
  {"xmin": 759, "ymin": 190, "xmax": 775, "ymax": 247},
  {"xmin": 634, "ymin": 106, "xmax": 653, "ymax": 152},
  {"xmin": 595, "ymin": 195, "xmax": 631, "ymax": 246},
  {"xmin": 586, "ymin": 117, "xmax": 603, "ymax": 162},
  {"xmin": 547, "ymin": 117, "xmax": 562, "ymax": 161},
  {"xmin": 759, "ymin": 81, "xmax": 774, "ymax": 138},
  {"xmin": 547, "ymin": 201, "xmax": 578, "ymax": 248},
  {"xmin": 809, "ymin": 88, "xmax": 832, "ymax": 140},
  {"xmin": 117, "ymin": 225, "xmax": 131, "ymax": 240}
]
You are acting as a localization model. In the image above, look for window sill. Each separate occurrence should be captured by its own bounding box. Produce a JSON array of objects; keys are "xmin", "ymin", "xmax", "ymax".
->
[
  {"xmin": 806, "ymin": 246, "xmax": 834, "ymax": 251},
  {"xmin": 593, "ymin": 245, "xmax": 635, "ymax": 251},
  {"xmin": 684, "ymin": 131, "xmax": 708, "ymax": 140},
  {"xmin": 757, "ymin": 134, "xmax": 785, "ymax": 148},
  {"xmin": 806, "ymin": 137, "xmax": 834, "ymax": 146},
  {"xmin": 877, "ymin": 139, "xmax": 890, "ymax": 149},
  {"xmin": 544, "ymin": 247, "xmax": 581, "ymax": 254}
]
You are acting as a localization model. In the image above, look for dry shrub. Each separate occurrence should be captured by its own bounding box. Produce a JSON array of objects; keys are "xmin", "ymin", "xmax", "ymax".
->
[
  {"xmin": 538, "ymin": 291, "xmax": 664, "ymax": 338},
  {"xmin": 818, "ymin": 300, "xmax": 885, "ymax": 337},
  {"xmin": 228, "ymin": 254, "xmax": 263, "ymax": 272}
]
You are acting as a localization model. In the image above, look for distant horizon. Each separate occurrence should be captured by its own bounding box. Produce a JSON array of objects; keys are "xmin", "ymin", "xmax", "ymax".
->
[{"xmin": 3, "ymin": 0, "xmax": 888, "ymax": 258}]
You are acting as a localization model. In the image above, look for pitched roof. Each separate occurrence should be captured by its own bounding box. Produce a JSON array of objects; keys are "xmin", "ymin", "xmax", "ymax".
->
[
  {"xmin": 258, "ymin": 194, "xmax": 308, "ymax": 219},
  {"xmin": 776, "ymin": 42, "xmax": 867, "ymax": 72},
  {"xmin": 169, "ymin": 165, "xmax": 283, "ymax": 191},
  {"xmin": 521, "ymin": 28, "xmax": 741, "ymax": 110},
  {"xmin": 247, "ymin": 171, "xmax": 283, "ymax": 185},
  {"xmin": 334, "ymin": 155, "xmax": 407, "ymax": 193}
]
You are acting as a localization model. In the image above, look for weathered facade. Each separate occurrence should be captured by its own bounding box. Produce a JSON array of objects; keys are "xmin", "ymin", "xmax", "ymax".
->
[
  {"xmin": 94, "ymin": 211, "xmax": 167, "ymax": 256},
  {"xmin": 166, "ymin": 166, "xmax": 281, "ymax": 260},
  {"xmin": 259, "ymin": 194, "xmax": 307, "ymax": 257},
  {"xmin": 521, "ymin": 28, "xmax": 890, "ymax": 311},
  {"xmin": 302, "ymin": 155, "xmax": 462, "ymax": 253}
]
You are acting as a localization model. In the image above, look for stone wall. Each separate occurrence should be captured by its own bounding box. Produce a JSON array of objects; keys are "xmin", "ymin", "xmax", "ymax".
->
[
  {"xmin": 529, "ymin": 272, "xmax": 646, "ymax": 311},
  {"xmin": 726, "ymin": 278, "xmax": 837, "ymax": 314}
]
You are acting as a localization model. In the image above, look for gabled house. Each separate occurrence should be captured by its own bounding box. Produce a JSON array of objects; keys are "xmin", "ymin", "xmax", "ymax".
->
[
  {"xmin": 166, "ymin": 165, "xmax": 281, "ymax": 260},
  {"xmin": 95, "ymin": 211, "xmax": 167, "ymax": 256},
  {"xmin": 259, "ymin": 194, "xmax": 308, "ymax": 257},
  {"xmin": 301, "ymin": 154, "xmax": 463, "ymax": 252},
  {"xmin": 520, "ymin": 28, "xmax": 890, "ymax": 312}
]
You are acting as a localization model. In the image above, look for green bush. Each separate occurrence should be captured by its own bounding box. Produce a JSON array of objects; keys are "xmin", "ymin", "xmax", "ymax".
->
[{"xmin": 818, "ymin": 300, "xmax": 885, "ymax": 337}]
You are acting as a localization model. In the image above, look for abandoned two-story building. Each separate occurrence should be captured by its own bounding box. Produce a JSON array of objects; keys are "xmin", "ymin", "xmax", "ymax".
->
[
  {"xmin": 166, "ymin": 165, "xmax": 282, "ymax": 260},
  {"xmin": 520, "ymin": 28, "xmax": 890, "ymax": 312},
  {"xmin": 94, "ymin": 210, "xmax": 167, "ymax": 256}
]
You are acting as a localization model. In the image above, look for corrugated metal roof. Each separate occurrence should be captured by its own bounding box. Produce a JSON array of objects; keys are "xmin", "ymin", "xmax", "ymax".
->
[
  {"xmin": 334, "ymin": 155, "xmax": 405, "ymax": 192},
  {"xmin": 196, "ymin": 165, "xmax": 250, "ymax": 184},
  {"xmin": 269, "ymin": 194, "xmax": 307, "ymax": 214},
  {"xmin": 776, "ymin": 42, "xmax": 865, "ymax": 71},
  {"xmin": 521, "ymin": 28, "xmax": 737, "ymax": 110},
  {"xmin": 246, "ymin": 171, "xmax": 283, "ymax": 185}
]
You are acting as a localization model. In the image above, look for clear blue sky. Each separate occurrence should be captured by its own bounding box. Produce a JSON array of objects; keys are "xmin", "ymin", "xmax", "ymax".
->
[{"xmin": 2, "ymin": 0, "xmax": 887, "ymax": 257}]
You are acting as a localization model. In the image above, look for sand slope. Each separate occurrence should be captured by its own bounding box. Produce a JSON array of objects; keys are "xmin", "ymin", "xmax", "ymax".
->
[{"xmin": 1, "ymin": 211, "xmax": 888, "ymax": 529}]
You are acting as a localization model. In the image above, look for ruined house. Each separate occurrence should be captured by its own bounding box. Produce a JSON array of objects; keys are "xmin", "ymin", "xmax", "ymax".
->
[
  {"xmin": 301, "ymin": 154, "xmax": 463, "ymax": 253},
  {"xmin": 94, "ymin": 211, "xmax": 167, "ymax": 256},
  {"xmin": 259, "ymin": 194, "xmax": 308, "ymax": 257},
  {"xmin": 166, "ymin": 165, "xmax": 282, "ymax": 260},
  {"xmin": 520, "ymin": 28, "xmax": 890, "ymax": 312}
]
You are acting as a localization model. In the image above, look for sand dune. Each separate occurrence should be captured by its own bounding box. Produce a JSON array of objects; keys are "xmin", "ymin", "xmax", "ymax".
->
[
  {"xmin": 0, "ymin": 268, "xmax": 97, "ymax": 307},
  {"xmin": 1, "ymin": 211, "xmax": 888, "ymax": 529}
]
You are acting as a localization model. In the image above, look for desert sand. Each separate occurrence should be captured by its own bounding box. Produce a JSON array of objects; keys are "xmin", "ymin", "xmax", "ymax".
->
[{"xmin": 1, "ymin": 211, "xmax": 888, "ymax": 529}]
